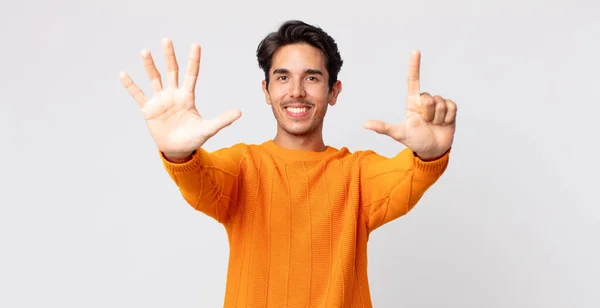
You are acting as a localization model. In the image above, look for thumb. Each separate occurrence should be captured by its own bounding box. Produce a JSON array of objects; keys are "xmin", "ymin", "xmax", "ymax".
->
[
  {"xmin": 216, "ymin": 109, "xmax": 242, "ymax": 128},
  {"xmin": 363, "ymin": 120, "xmax": 407, "ymax": 143},
  {"xmin": 204, "ymin": 109, "xmax": 242, "ymax": 137},
  {"xmin": 363, "ymin": 120, "xmax": 391, "ymax": 134}
]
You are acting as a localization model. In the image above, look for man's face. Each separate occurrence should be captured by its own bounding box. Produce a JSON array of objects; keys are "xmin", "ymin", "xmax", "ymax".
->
[{"xmin": 262, "ymin": 43, "xmax": 342, "ymax": 137}]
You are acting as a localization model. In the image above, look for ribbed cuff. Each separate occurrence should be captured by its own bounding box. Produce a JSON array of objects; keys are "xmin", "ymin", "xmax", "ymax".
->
[
  {"xmin": 160, "ymin": 149, "xmax": 204, "ymax": 173},
  {"xmin": 413, "ymin": 148, "xmax": 450, "ymax": 174}
]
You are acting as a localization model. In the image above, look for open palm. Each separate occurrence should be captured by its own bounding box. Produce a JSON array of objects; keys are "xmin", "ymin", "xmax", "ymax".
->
[
  {"xmin": 364, "ymin": 50, "xmax": 457, "ymax": 160},
  {"xmin": 119, "ymin": 39, "xmax": 241, "ymax": 159}
]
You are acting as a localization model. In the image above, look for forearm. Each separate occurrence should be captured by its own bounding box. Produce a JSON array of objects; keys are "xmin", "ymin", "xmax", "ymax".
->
[
  {"xmin": 161, "ymin": 147, "xmax": 244, "ymax": 222},
  {"xmin": 362, "ymin": 148, "xmax": 450, "ymax": 231},
  {"xmin": 388, "ymin": 151, "xmax": 448, "ymax": 214}
]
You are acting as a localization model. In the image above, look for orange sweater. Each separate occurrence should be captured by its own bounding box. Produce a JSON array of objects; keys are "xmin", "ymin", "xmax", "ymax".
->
[{"xmin": 161, "ymin": 140, "xmax": 449, "ymax": 308}]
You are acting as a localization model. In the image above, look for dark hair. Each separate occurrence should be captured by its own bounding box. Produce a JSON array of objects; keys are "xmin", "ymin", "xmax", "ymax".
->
[{"xmin": 256, "ymin": 20, "xmax": 343, "ymax": 90}]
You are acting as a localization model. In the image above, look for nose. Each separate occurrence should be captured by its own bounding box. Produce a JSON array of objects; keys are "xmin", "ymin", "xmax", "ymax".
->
[{"xmin": 289, "ymin": 79, "xmax": 306, "ymax": 98}]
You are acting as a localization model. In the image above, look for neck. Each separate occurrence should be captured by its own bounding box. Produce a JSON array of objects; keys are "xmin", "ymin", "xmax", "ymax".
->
[{"xmin": 273, "ymin": 127, "xmax": 326, "ymax": 152}]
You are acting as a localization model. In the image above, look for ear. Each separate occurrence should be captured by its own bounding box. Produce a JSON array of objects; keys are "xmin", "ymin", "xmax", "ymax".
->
[
  {"xmin": 328, "ymin": 80, "xmax": 343, "ymax": 106},
  {"xmin": 262, "ymin": 80, "xmax": 272, "ymax": 105}
]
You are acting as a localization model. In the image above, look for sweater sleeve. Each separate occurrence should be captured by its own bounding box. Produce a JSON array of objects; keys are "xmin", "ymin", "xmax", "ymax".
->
[
  {"xmin": 359, "ymin": 148, "xmax": 450, "ymax": 232},
  {"xmin": 160, "ymin": 144, "xmax": 248, "ymax": 223}
]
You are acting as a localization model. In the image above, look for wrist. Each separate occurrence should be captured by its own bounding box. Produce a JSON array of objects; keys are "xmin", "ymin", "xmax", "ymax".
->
[
  {"xmin": 163, "ymin": 151, "xmax": 195, "ymax": 163},
  {"xmin": 415, "ymin": 148, "xmax": 450, "ymax": 161}
]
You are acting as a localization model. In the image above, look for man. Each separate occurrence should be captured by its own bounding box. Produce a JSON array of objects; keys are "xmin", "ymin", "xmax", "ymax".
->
[{"xmin": 119, "ymin": 20, "xmax": 456, "ymax": 308}]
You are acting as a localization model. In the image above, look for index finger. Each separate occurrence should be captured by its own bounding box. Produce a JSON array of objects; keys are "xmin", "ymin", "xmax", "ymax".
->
[{"xmin": 407, "ymin": 50, "xmax": 421, "ymax": 98}]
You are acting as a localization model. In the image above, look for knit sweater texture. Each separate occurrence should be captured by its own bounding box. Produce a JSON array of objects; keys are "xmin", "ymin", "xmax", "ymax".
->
[{"xmin": 161, "ymin": 139, "xmax": 449, "ymax": 308}]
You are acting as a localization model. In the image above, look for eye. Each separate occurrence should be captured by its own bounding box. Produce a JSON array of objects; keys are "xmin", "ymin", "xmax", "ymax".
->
[
  {"xmin": 277, "ymin": 76, "xmax": 288, "ymax": 81},
  {"xmin": 306, "ymin": 76, "xmax": 318, "ymax": 82}
]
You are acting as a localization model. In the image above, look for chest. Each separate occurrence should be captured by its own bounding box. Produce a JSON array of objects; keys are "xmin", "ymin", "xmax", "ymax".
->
[{"xmin": 235, "ymin": 160, "xmax": 364, "ymax": 235}]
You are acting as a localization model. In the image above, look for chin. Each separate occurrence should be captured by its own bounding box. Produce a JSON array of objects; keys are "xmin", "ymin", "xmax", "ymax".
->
[
  {"xmin": 280, "ymin": 124, "xmax": 311, "ymax": 136},
  {"xmin": 280, "ymin": 120, "xmax": 324, "ymax": 137}
]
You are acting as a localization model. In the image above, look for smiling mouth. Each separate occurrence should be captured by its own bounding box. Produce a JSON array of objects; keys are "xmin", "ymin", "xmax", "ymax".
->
[
  {"xmin": 284, "ymin": 106, "xmax": 312, "ymax": 118},
  {"xmin": 286, "ymin": 106, "xmax": 310, "ymax": 113}
]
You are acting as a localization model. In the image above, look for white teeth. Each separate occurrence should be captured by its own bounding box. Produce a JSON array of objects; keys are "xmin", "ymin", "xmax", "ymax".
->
[{"xmin": 287, "ymin": 107, "xmax": 308, "ymax": 114}]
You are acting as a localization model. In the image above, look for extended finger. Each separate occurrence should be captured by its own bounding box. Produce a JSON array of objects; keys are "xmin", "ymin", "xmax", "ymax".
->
[
  {"xmin": 444, "ymin": 99, "xmax": 457, "ymax": 125},
  {"xmin": 432, "ymin": 95, "xmax": 447, "ymax": 125},
  {"xmin": 119, "ymin": 71, "xmax": 147, "ymax": 107},
  {"xmin": 141, "ymin": 49, "xmax": 163, "ymax": 93},
  {"xmin": 363, "ymin": 120, "xmax": 393, "ymax": 134},
  {"xmin": 407, "ymin": 50, "xmax": 421, "ymax": 105},
  {"xmin": 183, "ymin": 43, "xmax": 201, "ymax": 94},
  {"xmin": 364, "ymin": 120, "xmax": 407, "ymax": 143},
  {"xmin": 162, "ymin": 38, "xmax": 179, "ymax": 88},
  {"xmin": 420, "ymin": 93, "xmax": 435, "ymax": 122},
  {"xmin": 204, "ymin": 109, "xmax": 242, "ymax": 137}
]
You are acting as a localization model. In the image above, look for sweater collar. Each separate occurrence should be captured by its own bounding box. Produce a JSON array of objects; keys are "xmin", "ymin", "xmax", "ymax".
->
[{"xmin": 260, "ymin": 140, "xmax": 341, "ymax": 162}]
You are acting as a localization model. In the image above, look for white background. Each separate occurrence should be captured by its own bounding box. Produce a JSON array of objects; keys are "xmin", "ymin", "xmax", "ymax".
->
[{"xmin": 1, "ymin": 0, "xmax": 598, "ymax": 307}]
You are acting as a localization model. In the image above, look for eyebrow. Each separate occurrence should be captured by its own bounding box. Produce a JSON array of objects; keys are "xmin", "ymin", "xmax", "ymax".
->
[{"xmin": 272, "ymin": 68, "xmax": 323, "ymax": 75}]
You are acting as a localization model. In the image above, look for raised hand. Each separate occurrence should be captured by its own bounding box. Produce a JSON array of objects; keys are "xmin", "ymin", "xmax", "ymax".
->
[
  {"xmin": 363, "ymin": 50, "xmax": 457, "ymax": 160},
  {"xmin": 119, "ymin": 39, "xmax": 242, "ymax": 160}
]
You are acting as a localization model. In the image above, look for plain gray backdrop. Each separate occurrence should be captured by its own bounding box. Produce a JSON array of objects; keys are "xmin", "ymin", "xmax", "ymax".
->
[{"xmin": 1, "ymin": 0, "xmax": 598, "ymax": 307}]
